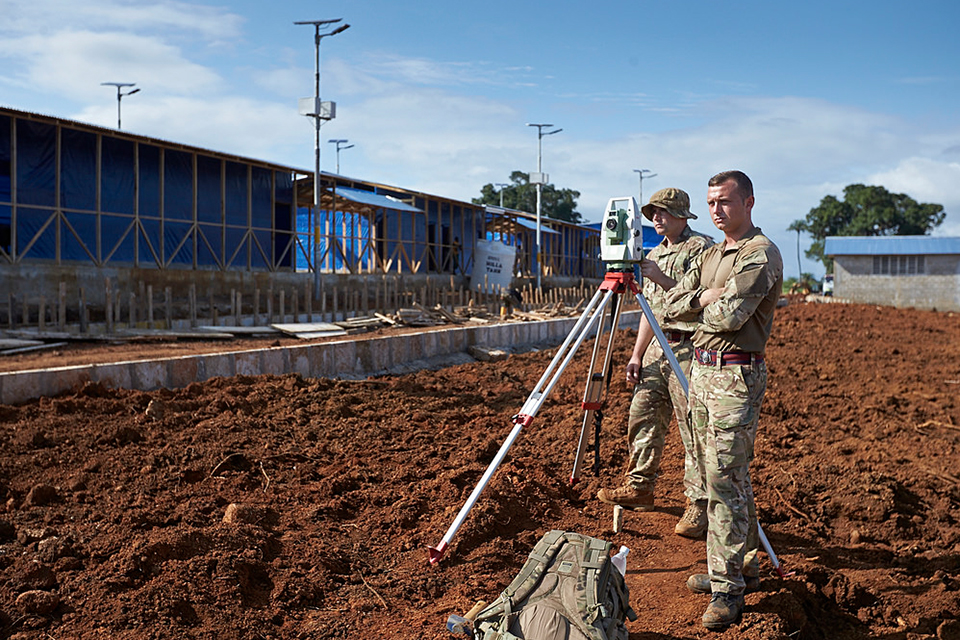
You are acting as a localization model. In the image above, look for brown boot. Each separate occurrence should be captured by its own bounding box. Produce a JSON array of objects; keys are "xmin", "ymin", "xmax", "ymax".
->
[
  {"xmin": 675, "ymin": 500, "xmax": 707, "ymax": 539},
  {"xmin": 702, "ymin": 592, "xmax": 744, "ymax": 630},
  {"xmin": 597, "ymin": 485, "xmax": 654, "ymax": 511}
]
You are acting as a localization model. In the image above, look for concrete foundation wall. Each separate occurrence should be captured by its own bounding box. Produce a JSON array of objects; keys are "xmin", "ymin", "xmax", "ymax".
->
[
  {"xmin": 834, "ymin": 255, "xmax": 960, "ymax": 311},
  {"xmin": 0, "ymin": 310, "xmax": 644, "ymax": 405}
]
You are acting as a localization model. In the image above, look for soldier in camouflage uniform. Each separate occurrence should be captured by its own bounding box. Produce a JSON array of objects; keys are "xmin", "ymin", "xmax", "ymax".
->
[
  {"xmin": 597, "ymin": 187, "xmax": 713, "ymax": 539},
  {"xmin": 664, "ymin": 171, "xmax": 783, "ymax": 631}
]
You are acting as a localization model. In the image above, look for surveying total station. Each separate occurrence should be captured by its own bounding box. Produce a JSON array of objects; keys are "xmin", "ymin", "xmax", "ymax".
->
[{"xmin": 427, "ymin": 196, "xmax": 784, "ymax": 576}]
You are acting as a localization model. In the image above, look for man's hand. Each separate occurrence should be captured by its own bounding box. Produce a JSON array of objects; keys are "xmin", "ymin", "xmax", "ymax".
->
[
  {"xmin": 639, "ymin": 259, "xmax": 676, "ymax": 290},
  {"xmin": 699, "ymin": 287, "xmax": 724, "ymax": 307},
  {"xmin": 626, "ymin": 358, "xmax": 642, "ymax": 385}
]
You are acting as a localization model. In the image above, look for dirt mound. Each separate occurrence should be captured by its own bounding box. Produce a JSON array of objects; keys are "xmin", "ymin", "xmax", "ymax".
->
[{"xmin": 1, "ymin": 301, "xmax": 958, "ymax": 639}]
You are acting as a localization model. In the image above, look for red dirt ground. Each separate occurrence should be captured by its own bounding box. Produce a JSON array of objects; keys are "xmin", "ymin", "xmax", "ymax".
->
[{"xmin": 1, "ymin": 300, "xmax": 959, "ymax": 640}]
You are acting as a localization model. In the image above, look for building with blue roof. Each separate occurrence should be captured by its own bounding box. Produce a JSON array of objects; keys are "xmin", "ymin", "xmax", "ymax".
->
[{"xmin": 824, "ymin": 235, "xmax": 960, "ymax": 311}]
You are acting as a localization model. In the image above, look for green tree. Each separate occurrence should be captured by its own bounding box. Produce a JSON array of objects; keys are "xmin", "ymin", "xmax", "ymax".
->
[
  {"xmin": 474, "ymin": 171, "xmax": 583, "ymax": 224},
  {"xmin": 791, "ymin": 184, "xmax": 945, "ymax": 270}
]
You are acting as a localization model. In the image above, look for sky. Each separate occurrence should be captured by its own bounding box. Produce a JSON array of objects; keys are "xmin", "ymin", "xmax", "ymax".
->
[{"xmin": 1, "ymin": 0, "xmax": 958, "ymax": 279}]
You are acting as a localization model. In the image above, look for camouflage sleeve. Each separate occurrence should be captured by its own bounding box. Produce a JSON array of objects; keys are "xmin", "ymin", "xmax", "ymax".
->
[
  {"xmin": 700, "ymin": 247, "xmax": 779, "ymax": 332},
  {"xmin": 662, "ymin": 253, "xmax": 704, "ymax": 322}
]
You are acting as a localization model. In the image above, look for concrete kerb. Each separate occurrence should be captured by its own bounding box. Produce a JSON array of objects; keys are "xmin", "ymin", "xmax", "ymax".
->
[{"xmin": 0, "ymin": 310, "xmax": 643, "ymax": 405}]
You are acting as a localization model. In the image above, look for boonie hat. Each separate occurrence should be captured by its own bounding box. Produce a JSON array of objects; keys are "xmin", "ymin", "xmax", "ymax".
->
[{"xmin": 641, "ymin": 187, "xmax": 697, "ymax": 221}]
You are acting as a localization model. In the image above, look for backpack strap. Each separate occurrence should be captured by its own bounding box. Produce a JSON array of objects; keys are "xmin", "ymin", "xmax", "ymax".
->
[
  {"xmin": 580, "ymin": 536, "xmax": 612, "ymax": 631},
  {"xmin": 474, "ymin": 530, "xmax": 567, "ymax": 623}
]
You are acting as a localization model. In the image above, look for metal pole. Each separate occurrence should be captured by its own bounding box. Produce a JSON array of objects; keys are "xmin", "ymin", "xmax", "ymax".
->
[
  {"xmin": 296, "ymin": 19, "xmax": 349, "ymax": 297},
  {"xmin": 313, "ymin": 25, "xmax": 322, "ymax": 297},
  {"xmin": 101, "ymin": 82, "xmax": 138, "ymax": 130},
  {"xmin": 495, "ymin": 183, "xmax": 508, "ymax": 208},
  {"xmin": 634, "ymin": 169, "xmax": 657, "ymax": 205},
  {"xmin": 527, "ymin": 124, "xmax": 561, "ymax": 290}
]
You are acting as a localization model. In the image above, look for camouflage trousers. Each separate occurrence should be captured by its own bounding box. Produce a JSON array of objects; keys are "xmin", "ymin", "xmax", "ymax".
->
[
  {"xmin": 688, "ymin": 357, "xmax": 767, "ymax": 595},
  {"xmin": 625, "ymin": 336, "xmax": 705, "ymax": 502}
]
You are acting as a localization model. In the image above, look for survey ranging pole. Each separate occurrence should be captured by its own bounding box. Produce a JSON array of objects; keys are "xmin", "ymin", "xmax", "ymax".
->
[{"xmin": 428, "ymin": 196, "xmax": 787, "ymax": 578}]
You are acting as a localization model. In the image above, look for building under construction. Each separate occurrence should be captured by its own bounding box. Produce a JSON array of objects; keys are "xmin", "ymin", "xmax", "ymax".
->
[{"xmin": 0, "ymin": 106, "xmax": 606, "ymax": 328}]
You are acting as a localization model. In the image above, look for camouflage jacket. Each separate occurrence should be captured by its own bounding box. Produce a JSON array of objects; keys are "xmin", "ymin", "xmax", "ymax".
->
[
  {"xmin": 664, "ymin": 226, "xmax": 783, "ymax": 353},
  {"xmin": 643, "ymin": 225, "xmax": 714, "ymax": 332}
]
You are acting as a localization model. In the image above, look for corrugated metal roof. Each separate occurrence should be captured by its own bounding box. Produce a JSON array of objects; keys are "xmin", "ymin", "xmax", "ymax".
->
[
  {"xmin": 513, "ymin": 217, "xmax": 560, "ymax": 235},
  {"xmin": 333, "ymin": 187, "xmax": 421, "ymax": 212},
  {"xmin": 825, "ymin": 235, "xmax": 960, "ymax": 256}
]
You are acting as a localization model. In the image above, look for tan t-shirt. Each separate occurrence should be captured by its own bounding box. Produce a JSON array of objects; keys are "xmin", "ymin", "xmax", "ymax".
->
[{"xmin": 664, "ymin": 227, "xmax": 783, "ymax": 353}]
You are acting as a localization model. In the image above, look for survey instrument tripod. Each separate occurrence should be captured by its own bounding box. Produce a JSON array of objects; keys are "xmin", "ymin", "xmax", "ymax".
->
[{"xmin": 428, "ymin": 269, "xmax": 685, "ymax": 564}]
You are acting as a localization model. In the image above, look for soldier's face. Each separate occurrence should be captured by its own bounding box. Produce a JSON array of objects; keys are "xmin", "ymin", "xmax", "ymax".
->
[
  {"xmin": 707, "ymin": 180, "xmax": 754, "ymax": 237},
  {"xmin": 649, "ymin": 207, "xmax": 686, "ymax": 240}
]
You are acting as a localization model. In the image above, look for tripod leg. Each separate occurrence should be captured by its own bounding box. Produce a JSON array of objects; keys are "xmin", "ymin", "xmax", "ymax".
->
[
  {"xmin": 635, "ymin": 292, "xmax": 688, "ymax": 396},
  {"xmin": 427, "ymin": 287, "xmax": 616, "ymax": 564},
  {"xmin": 570, "ymin": 290, "xmax": 626, "ymax": 483}
]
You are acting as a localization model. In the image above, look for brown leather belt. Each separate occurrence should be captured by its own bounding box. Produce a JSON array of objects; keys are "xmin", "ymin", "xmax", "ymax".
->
[{"xmin": 694, "ymin": 348, "xmax": 764, "ymax": 367}]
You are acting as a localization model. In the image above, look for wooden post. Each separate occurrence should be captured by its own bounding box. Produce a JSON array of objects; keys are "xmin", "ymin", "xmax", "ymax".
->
[
  {"xmin": 267, "ymin": 287, "xmax": 274, "ymax": 324},
  {"xmin": 279, "ymin": 289, "xmax": 286, "ymax": 324},
  {"xmin": 105, "ymin": 279, "xmax": 114, "ymax": 334},
  {"xmin": 254, "ymin": 288, "xmax": 261, "ymax": 326},
  {"xmin": 22, "ymin": 294, "xmax": 28, "ymax": 326},
  {"xmin": 7, "ymin": 294, "xmax": 13, "ymax": 329},
  {"xmin": 130, "ymin": 292, "xmax": 137, "ymax": 326},
  {"xmin": 292, "ymin": 288, "xmax": 299, "ymax": 323},
  {"xmin": 321, "ymin": 281, "xmax": 327, "ymax": 322},
  {"xmin": 305, "ymin": 282, "xmax": 312, "ymax": 322},
  {"xmin": 147, "ymin": 285, "xmax": 154, "ymax": 326},
  {"xmin": 58, "ymin": 282, "xmax": 66, "ymax": 330},
  {"xmin": 38, "ymin": 296, "xmax": 46, "ymax": 333},
  {"xmin": 230, "ymin": 288, "xmax": 237, "ymax": 320},
  {"xmin": 189, "ymin": 284, "xmax": 197, "ymax": 328},
  {"xmin": 332, "ymin": 286, "xmax": 339, "ymax": 322},
  {"xmin": 79, "ymin": 287, "xmax": 87, "ymax": 333},
  {"xmin": 235, "ymin": 290, "xmax": 242, "ymax": 327},
  {"xmin": 164, "ymin": 287, "xmax": 172, "ymax": 330}
]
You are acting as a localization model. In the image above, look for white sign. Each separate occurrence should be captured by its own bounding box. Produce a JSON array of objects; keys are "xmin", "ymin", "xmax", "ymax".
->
[{"xmin": 470, "ymin": 240, "xmax": 517, "ymax": 293}]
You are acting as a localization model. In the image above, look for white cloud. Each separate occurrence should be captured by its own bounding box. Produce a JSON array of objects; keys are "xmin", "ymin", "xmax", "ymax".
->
[
  {"xmin": 3, "ymin": 30, "xmax": 225, "ymax": 100},
  {"xmin": 1, "ymin": 0, "xmax": 243, "ymax": 40}
]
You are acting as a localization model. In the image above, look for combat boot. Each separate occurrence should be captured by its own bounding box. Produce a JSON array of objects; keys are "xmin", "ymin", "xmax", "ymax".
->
[
  {"xmin": 686, "ymin": 573, "xmax": 760, "ymax": 595},
  {"xmin": 596, "ymin": 485, "xmax": 654, "ymax": 511},
  {"xmin": 674, "ymin": 500, "xmax": 707, "ymax": 538},
  {"xmin": 702, "ymin": 592, "xmax": 744, "ymax": 630}
]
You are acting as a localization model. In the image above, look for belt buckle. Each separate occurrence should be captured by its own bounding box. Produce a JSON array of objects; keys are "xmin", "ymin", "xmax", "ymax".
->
[{"xmin": 696, "ymin": 349, "xmax": 716, "ymax": 366}]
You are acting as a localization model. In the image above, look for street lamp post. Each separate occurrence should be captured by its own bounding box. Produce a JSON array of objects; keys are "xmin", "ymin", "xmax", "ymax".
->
[
  {"xmin": 494, "ymin": 183, "xmax": 509, "ymax": 208},
  {"xmin": 328, "ymin": 139, "xmax": 354, "ymax": 174},
  {"xmin": 295, "ymin": 18, "xmax": 350, "ymax": 297},
  {"xmin": 633, "ymin": 168, "xmax": 657, "ymax": 205},
  {"xmin": 527, "ymin": 123, "xmax": 562, "ymax": 290},
  {"xmin": 101, "ymin": 82, "xmax": 140, "ymax": 130}
]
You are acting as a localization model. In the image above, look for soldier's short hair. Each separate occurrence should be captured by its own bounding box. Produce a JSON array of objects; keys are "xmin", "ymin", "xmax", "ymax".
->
[{"xmin": 709, "ymin": 170, "xmax": 753, "ymax": 201}]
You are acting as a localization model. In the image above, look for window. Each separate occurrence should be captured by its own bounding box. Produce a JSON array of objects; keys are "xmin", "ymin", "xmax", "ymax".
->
[{"xmin": 872, "ymin": 254, "xmax": 925, "ymax": 275}]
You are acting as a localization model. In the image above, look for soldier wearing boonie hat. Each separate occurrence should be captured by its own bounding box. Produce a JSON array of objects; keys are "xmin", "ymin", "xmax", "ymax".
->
[{"xmin": 598, "ymin": 187, "xmax": 713, "ymax": 545}]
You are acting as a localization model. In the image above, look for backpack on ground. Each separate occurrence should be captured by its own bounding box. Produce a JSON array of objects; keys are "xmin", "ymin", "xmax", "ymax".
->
[{"xmin": 472, "ymin": 530, "xmax": 636, "ymax": 640}]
